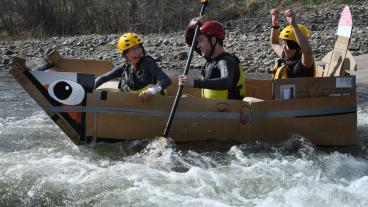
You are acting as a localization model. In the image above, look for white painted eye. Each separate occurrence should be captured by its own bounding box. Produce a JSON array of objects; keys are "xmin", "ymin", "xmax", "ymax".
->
[{"xmin": 48, "ymin": 79, "xmax": 85, "ymax": 105}]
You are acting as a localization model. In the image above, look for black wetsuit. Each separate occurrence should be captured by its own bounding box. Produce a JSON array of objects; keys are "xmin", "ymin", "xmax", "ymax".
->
[
  {"xmin": 281, "ymin": 52, "xmax": 315, "ymax": 78},
  {"xmin": 95, "ymin": 56, "xmax": 171, "ymax": 92},
  {"xmin": 185, "ymin": 26, "xmax": 243, "ymax": 99}
]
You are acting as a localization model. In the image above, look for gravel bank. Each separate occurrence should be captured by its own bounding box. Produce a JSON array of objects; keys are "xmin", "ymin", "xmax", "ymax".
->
[{"xmin": 1, "ymin": 3, "xmax": 367, "ymax": 80}]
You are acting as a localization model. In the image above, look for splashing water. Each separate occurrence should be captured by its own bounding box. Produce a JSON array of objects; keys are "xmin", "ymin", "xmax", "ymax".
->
[{"xmin": 1, "ymin": 71, "xmax": 368, "ymax": 206}]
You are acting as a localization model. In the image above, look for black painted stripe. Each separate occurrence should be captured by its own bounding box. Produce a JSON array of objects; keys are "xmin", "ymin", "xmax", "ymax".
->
[
  {"xmin": 51, "ymin": 114, "xmax": 59, "ymax": 122},
  {"xmin": 295, "ymin": 111, "xmax": 356, "ymax": 118},
  {"xmin": 23, "ymin": 70, "xmax": 82, "ymax": 138},
  {"xmin": 44, "ymin": 106, "xmax": 356, "ymax": 121},
  {"xmin": 101, "ymin": 91, "xmax": 107, "ymax": 100},
  {"xmin": 244, "ymin": 106, "xmax": 356, "ymax": 121}
]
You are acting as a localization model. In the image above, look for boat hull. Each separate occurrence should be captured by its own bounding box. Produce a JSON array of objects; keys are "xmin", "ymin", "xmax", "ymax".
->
[{"xmin": 10, "ymin": 57, "xmax": 357, "ymax": 146}]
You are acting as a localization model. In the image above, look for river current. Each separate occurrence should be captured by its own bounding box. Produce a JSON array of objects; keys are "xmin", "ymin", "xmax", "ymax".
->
[{"xmin": 1, "ymin": 71, "xmax": 368, "ymax": 207}]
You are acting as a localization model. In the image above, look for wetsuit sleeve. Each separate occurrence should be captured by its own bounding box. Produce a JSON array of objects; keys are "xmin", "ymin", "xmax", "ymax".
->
[
  {"xmin": 94, "ymin": 65, "xmax": 124, "ymax": 88},
  {"xmin": 141, "ymin": 58, "xmax": 171, "ymax": 89},
  {"xmin": 193, "ymin": 60, "xmax": 235, "ymax": 90},
  {"xmin": 155, "ymin": 68, "xmax": 172, "ymax": 89}
]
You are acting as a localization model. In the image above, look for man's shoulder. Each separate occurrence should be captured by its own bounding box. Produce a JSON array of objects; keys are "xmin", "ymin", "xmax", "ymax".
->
[{"xmin": 217, "ymin": 52, "xmax": 240, "ymax": 63}]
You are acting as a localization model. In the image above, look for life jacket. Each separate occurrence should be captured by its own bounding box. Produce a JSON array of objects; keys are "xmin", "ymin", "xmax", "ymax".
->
[
  {"xmin": 273, "ymin": 53, "xmax": 315, "ymax": 80},
  {"xmin": 273, "ymin": 58, "xmax": 289, "ymax": 80},
  {"xmin": 201, "ymin": 53, "xmax": 246, "ymax": 100},
  {"xmin": 120, "ymin": 56, "xmax": 165, "ymax": 95}
]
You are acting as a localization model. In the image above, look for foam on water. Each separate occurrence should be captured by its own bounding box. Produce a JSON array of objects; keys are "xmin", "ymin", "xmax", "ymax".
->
[
  {"xmin": 0, "ymin": 112, "xmax": 72, "ymax": 153},
  {"xmin": 357, "ymin": 103, "xmax": 368, "ymax": 147},
  {"xmin": 1, "ymin": 72, "xmax": 368, "ymax": 206},
  {"xmin": 2, "ymin": 133, "xmax": 368, "ymax": 206},
  {"xmin": 358, "ymin": 107, "xmax": 368, "ymax": 127}
]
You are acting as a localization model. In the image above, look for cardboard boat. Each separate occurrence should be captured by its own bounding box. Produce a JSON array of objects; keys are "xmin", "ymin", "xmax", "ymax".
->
[
  {"xmin": 9, "ymin": 52, "xmax": 357, "ymax": 146},
  {"xmin": 9, "ymin": 6, "xmax": 357, "ymax": 146}
]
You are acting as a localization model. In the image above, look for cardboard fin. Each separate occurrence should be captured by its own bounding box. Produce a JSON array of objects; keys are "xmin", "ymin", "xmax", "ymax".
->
[
  {"xmin": 47, "ymin": 51, "xmax": 113, "ymax": 76},
  {"xmin": 320, "ymin": 50, "xmax": 357, "ymax": 77},
  {"xmin": 324, "ymin": 6, "xmax": 353, "ymax": 77}
]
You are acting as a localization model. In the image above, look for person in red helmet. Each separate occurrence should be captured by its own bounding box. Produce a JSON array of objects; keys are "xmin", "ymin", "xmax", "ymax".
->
[{"xmin": 178, "ymin": 18, "xmax": 245, "ymax": 100}]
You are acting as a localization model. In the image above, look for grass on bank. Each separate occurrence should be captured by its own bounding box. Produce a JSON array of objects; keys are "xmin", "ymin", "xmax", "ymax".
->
[{"xmin": 0, "ymin": 0, "xmax": 363, "ymax": 40}]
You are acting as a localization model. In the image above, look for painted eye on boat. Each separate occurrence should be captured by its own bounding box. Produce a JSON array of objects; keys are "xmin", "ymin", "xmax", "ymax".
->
[{"xmin": 48, "ymin": 79, "xmax": 85, "ymax": 105}]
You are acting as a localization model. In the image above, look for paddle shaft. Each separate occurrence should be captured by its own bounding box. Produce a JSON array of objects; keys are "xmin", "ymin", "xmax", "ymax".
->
[{"xmin": 163, "ymin": 2, "xmax": 208, "ymax": 137}]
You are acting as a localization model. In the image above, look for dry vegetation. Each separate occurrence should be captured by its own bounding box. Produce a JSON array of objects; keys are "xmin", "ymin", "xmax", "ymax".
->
[{"xmin": 0, "ymin": 0, "xmax": 361, "ymax": 39}]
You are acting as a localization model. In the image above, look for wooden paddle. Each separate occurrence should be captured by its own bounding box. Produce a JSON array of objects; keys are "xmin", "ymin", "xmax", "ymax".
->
[{"xmin": 162, "ymin": 0, "xmax": 209, "ymax": 138}]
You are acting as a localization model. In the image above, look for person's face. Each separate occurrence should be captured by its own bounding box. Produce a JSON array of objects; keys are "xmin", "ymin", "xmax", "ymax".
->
[
  {"xmin": 123, "ymin": 45, "xmax": 143, "ymax": 65},
  {"xmin": 197, "ymin": 34, "xmax": 214, "ymax": 58},
  {"xmin": 282, "ymin": 40, "xmax": 297, "ymax": 60}
]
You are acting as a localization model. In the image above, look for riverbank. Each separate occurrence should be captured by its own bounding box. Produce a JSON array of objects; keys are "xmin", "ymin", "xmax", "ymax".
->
[{"xmin": 1, "ymin": 2, "xmax": 367, "ymax": 75}]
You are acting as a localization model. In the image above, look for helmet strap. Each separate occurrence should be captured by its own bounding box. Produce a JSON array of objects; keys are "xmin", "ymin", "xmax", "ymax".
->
[
  {"xmin": 207, "ymin": 36, "xmax": 218, "ymax": 59},
  {"xmin": 141, "ymin": 45, "xmax": 146, "ymax": 56}
]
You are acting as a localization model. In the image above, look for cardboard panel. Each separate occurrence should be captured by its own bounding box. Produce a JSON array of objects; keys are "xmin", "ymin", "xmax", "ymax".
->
[
  {"xmin": 48, "ymin": 51, "xmax": 113, "ymax": 76},
  {"xmin": 245, "ymin": 79, "xmax": 273, "ymax": 100},
  {"xmin": 324, "ymin": 36, "xmax": 350, "ymax": 77},
  {"xmin": 168, "ymin": 97, "xmax": 218, "ymax": 141},
  {"xmin": 239, "ymin": 98, "xmax": 266, "ymax": 142},
  {"xmin": 273, "ymin": 76, "xmax": 355, "ymax": 99},
  {"xmin": 85, "ymin": 81, "xmax": 356, "ymax": 145},
  {"xmin": 86, "ymin": 89, "xmax": 243, "ymax": 142},
  {"xmin": 321, "ymin": 50, "xmax": 357, "ymax": 76},
  {"xmin": 92, "ymin": 92, "xmax": 169, "ymax": 140},
  {"xmin": 87, "ymin": 91, "xmax": 213, "ymax": 141},
  {"xmin": 190, "ymin": 99, "xmax": 241, "ymax": 141},
  {"xmin": 264, "ymin": 96, "xmax": 356, "ymax": 145},
  {"xmin": 315, "ymin": 64, "xmax": 325, "ymax": 77}
]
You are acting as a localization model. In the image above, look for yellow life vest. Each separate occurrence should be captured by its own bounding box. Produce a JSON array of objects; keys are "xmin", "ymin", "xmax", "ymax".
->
[
  {"xmin": 273, "ymin": 64, "xmax": 289, "ymax": 80},
  {"xmin": 273, "ymin": 61, "xmax": 316, "ymax": 80},
  {"xmin": 202, "ymin": 61, "xmax": 246, "ymax": 100}
]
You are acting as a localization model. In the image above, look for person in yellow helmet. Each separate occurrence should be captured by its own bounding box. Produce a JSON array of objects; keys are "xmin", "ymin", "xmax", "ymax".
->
[
  {"xmin": 270, "ymin": 9, "xmax": 315, "ymax": 79},
  {"xmin": 95, "ymin": 33, "xmax": 171, "ymax": 103}
]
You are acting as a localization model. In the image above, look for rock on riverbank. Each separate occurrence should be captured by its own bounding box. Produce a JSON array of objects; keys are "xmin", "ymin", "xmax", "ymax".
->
[{"xmin": 1, "ymin": 2, "xmax": 367, "ymax": 77}]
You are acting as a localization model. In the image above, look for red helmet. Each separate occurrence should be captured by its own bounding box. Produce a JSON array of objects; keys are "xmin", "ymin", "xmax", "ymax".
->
[{"xmin": 200, "ymin": 21, "xmax": 225, "ymax": 40}]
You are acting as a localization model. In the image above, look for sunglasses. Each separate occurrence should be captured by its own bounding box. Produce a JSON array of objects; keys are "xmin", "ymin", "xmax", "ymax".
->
[{"xmin": 282, "ymin": 40, "xmax": 300, "ymax": 49}]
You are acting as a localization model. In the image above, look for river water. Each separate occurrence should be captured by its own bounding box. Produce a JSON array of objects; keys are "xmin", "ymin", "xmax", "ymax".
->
[{"xmin": 1, "ymin": 71, "xmax": 368, "ymax": 207}]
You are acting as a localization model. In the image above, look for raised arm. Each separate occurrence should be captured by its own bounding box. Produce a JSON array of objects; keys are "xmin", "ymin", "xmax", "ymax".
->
[
  {"xmin": 270, "ymin": 8, "xmax": 283, "ymax": 58},
  {"xmin": 184, "ymin": 17, "xmax": 204, "ymax": 54},
  {"xmin": 285, "ymin": 9, "xmax": 314, "ymax": 68}
]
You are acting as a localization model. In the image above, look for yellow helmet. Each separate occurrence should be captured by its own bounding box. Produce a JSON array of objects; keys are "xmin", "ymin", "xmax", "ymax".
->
[
  {"xmin": 117, "ymin": 33, "xmax": 143, "ymax": 53},
  {"xmin": 279, "ymin": 24, "xmax": 309, "ymax": 42}
]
